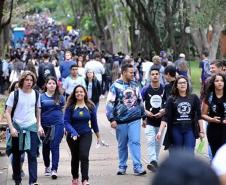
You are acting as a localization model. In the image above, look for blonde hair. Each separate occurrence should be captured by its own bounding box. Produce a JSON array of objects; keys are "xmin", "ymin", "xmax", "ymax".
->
[{"xmin": 152, "ymin": 55, "xmax": 161, "ymax": 64}]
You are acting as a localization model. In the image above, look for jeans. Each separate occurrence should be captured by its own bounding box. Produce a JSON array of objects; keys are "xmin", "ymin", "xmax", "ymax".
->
[
  {"xmin": 12, "ymin": 131, "xmax": 39, "ymax": 184},
  {"xmin": 172, "ymin": 126, "xmax": 196, "ymax": 151},
  {"xmin": 145, "ymin": 125, "xmax": 160, "ymax": 162},
  {"xmin": 66, "ymin": 133, "xmax": 92, "ymax": 182},
  {"xmin": 41, "ymin": 124, "xmax": 64, "ymax": 171},
  {"xmin": 116, "ymin": 119, "xmax": 143, "ymax": 172}
]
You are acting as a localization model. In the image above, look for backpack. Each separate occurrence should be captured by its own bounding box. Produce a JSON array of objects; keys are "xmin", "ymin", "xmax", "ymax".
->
[
  {"xmin": 11, "ymin": 89, "xmax": 39, "ymax": 119},
  {"xmin": 0, "ymin": 59, "xmax": 3, "ymax": 77}
]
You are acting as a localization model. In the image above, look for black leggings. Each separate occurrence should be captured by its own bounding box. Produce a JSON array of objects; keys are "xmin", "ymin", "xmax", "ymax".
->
[
  {"xmin": 207, "ymin": 124, "xmax": 226, "ymax": 157},
  {"xmin": 66, "ymin": 133, "xmax": 92, "ymax": 182}
]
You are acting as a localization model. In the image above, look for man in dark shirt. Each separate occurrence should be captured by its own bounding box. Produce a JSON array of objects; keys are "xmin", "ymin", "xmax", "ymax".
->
[
  {"xmin": 156, "ymin": 65, "xmax": 176, "ymax": 150},
  {"xmin": 37, "ymin": 53, "xmax": 56, "ymax": 89},
  {"xmin": 141, "ymin": 66, "xmax": 165, "ymax": 172}
]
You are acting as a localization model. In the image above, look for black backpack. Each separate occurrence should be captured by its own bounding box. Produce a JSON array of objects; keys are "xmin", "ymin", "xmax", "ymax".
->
[
  {"xmin": 0, "ymin": 59, "xmax": 3, "ymax": 77},
  {"xmin": 11, "ymin": 89, "xmax": 39, "ymax": 119}
]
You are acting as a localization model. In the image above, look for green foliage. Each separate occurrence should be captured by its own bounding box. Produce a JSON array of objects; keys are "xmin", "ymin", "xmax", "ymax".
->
[
  {"xmin": 190, "ymin": 60, "xmax": 201, "ymax": 94},
  {"xmin": 189, "ymin": 0, "xmax": 226, "ymax": 27},
  {"xmin": 80, "ymin": 15, "xmax": 96, "ymax": 35}
]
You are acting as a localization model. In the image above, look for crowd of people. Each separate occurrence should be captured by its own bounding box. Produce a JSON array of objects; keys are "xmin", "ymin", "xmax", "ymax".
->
[{"xmin": 1, "ymin": 13, "xmax": 226, "ymax": 185}]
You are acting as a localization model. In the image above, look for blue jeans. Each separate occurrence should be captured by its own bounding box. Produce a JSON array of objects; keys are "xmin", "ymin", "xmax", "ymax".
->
[
  {"xmin": 145, "ymin": 125, "xmax": 160, "ymax": 162},
  {"xmin": 172, "ymin": 126, "xmax": 196, "ymax": 151},
  {"xmin": 116, "ymin": 119, "xmax": 143, "ymax": 172},
  {"xmin": 42, "ymin": 124, "xmax": 64, "ymax": 171},
  {"xmin": 12, "ymin": 131, "xmax": 39, "ymax": 184}
]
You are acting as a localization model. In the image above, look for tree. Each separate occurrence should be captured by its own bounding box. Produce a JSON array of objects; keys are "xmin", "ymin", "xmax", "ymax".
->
[
  {"xmin": 0, "ymin": 0, "xmax": 14, "ymax": 57},
  {"xmin": 189, "ymin": 0, "xmax": 226, "ymax": 60}
]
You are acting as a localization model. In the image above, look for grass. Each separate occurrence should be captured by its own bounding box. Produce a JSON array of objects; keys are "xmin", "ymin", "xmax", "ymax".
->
[
  {"xmin": 189, "ymin": 60, "xmax": 201, "ymax": 95},
  {"xmin": 0, "ymin": 98, "xmax": 6, "ymax": 121}
]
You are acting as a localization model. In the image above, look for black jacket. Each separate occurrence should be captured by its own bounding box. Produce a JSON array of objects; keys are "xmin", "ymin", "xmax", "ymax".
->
[
  {"xmin": 38, "ymin": 62, "xmax": 56, "ymax": 89},
  {"xmin": 85, "ymin": 78, "xmax": 101, "ymax": 105}
]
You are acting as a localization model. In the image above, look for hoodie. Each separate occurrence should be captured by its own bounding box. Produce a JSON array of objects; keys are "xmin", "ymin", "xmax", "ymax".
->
[{"xmin": 106, "ymin": 79, "xmax": 145, "ymax": 124}]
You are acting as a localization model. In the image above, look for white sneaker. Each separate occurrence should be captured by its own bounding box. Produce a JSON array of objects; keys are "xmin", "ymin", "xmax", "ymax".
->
[
  {"xmin": 100, "ymin": 95, "xmax": 105, "ymax": 99},
  {"xmin": 44, "ymin": 167, "xmax": 51, "ymax": 176},
  {"xmin": 51, "ymin": 170, "xmax": 57, "ymax": 179}
]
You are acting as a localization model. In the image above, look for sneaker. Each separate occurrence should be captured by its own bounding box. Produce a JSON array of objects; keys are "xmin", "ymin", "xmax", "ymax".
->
[
  {"xmin": 15, "ymin": 183, "xmax": 22, "ymax": 185},
  {"xmin": 51, "ymin": 170, "xmax": 57, "ymax": 179},
  {"xmin": 117, "ymin": 169, "xmax": 126, "ymax": 175},
  {"xmin": 21, "ymin": 169, "xmax": 25, "ymax": 178},
  {"xmin": 44, "ymin": 167, "xmax": 51, "ymax": 176},
  {"xmin": 134, "ymin": 169, "xmax": 147, "ymax": 176},
  {"xmin": 100, "ymin": 95, "xmax": 105, "ymax": 99},
  {"xmin": 147, "ymin": 161, "xmax": 158, "ymax": 172},
  {"xmin": 29, "ymin": 183, "xmax": 39, "ymax": 185},
  {"xmin": 82, "ymin": 180, "xmax": 90, "ymax": 185},
  {"xmin": 72, "ymin": 179, "xmax": 79, "ymax": 185},
  {"xmin": 12, "ymin": 169, "xmax": 25, "ymax": 180}
]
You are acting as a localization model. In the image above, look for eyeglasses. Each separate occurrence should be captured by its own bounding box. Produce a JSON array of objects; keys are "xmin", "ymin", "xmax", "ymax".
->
[{"xmin": 177, "ymin": 81, "xmax": 187, "ymax": 85}]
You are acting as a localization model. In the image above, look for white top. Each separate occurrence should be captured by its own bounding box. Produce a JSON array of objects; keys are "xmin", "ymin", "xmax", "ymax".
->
[
  {"xmin": 78, "ymin": 67, "xmax": 86, "ymax": 78},
  {"xmin": 6, "ymin": 89, "xmax": 41, "ymax": 128},
  {"xmin": 62, "ymin": 75, "xmax": 86, "ymax": 95},
  {"xmin": 142, "ymin": 61, "xmax": 153, "ymax": 80},
  {"xmin": 9, "ymin": 70, "xmax": 24, "ymax": 83},
  {"xmin": 54, "ymin": 66, "xmax": 61, "ymax": 80},
  {"xmin": 212, "ymin": 144, "xmax": 226, "ymax": 176},
  {"xmin": 85, "ymin": 60, "xmax": 105, "ymax": 83}
]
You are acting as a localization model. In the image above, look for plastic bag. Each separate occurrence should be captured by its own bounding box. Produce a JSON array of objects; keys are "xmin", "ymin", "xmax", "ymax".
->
[{"xmin": 197, "ymin": 139, "xmax": 205, "ymax": 154}]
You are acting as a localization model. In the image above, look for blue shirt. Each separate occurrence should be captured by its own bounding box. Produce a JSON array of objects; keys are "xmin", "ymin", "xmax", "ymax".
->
[
  {"xmin": 64, "ymin": 106, "xmax": 99, "ymax": 137},
  {"xmin": 40, "ymin": 93, "xmax": 65, "ymax": 126},
  {"xmin": 60, "ymin": 60, "xmax": 77, "ymax": 79}
]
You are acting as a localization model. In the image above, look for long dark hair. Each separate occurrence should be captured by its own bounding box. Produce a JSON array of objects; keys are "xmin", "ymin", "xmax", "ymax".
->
[
  {"xmin": 172, "ymin": 76, "xmax": 190, "ymax": 97},
  {"xmin": 44, "ymin": 76, "xmax": 61, "ymax": 104},
  {"xmin": 65, "ymin": 84, "xmax": 94, "ymax": 110},
  {"xmin": 206, "ymin": 73, "xmax": 226, "ymax": 99}
]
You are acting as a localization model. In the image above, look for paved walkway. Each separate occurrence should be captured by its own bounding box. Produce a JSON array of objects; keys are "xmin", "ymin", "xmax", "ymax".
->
[
  {"xmin": 3, "ymin": 100, "xmax": 160, "ymax": 185},
  {"xmin": 0, "ymin": 99, "xmax": 208, "ymax": 185}
]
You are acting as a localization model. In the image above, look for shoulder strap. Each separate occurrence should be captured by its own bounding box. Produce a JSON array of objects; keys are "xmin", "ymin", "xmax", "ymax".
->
[
  {"xmin": 11, "ymin": 90, "xmax": 19, "ymax": 118},
  {"xmin": 34, "ymin": 89, "xmax": 39, "ymax": 106},
  {"xmin": 34, "ymin": 89, "xmax": 39, "ymax": 117}
]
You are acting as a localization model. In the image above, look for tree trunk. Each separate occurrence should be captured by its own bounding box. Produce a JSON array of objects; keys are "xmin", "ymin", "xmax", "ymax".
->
[
  {"xmin": 125, "ymin": 0, "xmax": 162, "ymax": 54},
  {"xmin": 90, "ymin": 0, "xmax": 113, "ymax": 53},
  {"xmin": 0, "ymin": 0, "xmax": 6, "ymax": 34},
  {"xmin": 208, "ymin": 18, "xmax": 224, "ymax": 61}
]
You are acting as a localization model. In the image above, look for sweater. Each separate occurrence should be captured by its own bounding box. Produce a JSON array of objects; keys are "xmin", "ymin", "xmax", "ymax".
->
[{"xmin": 64, "ymin": 106, "xmax": 99, "ymax": 137}]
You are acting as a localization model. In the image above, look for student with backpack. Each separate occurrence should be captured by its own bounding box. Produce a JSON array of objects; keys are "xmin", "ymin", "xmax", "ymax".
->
[
  {"xmin": 202, "ymin": 73, "xmax": 226, "ymax": 157},
  {"xmin": 5, "ymin": 71, "xmax": 44, "ymax": 185},
  {"xmin": 5, "ymin": 81, "xmax": 26, "ymax": 179},
  {"xmin": 64, "ymin": 85, "xmax": 100, "ymax": 185},
  {"xmin": 40, "ymin": 76, "xmax": 65, "ymax": 179}
]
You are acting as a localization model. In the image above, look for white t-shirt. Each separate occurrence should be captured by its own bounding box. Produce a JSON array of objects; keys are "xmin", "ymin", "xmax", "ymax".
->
[
  {"xmin": 6, "ymin": 89, "xmax": 41, "ymax": 128},
  {"xmin": 78, "ymin": 67, "xmax": 85, "ymax": 78},
  {"xmin": 87, "ymin": 82, "xmax": 92, "ymax": 99},
  {"xmin": 142, "ymin": 61, "xmax": 153, "ymax": 80},
  {"xmin": 62, "ymin": 75, "xmax": 86, "ymax": 95},
  {"xmin": 212, "ymin": 144, "xmax": 226, "ymax": 176}
]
